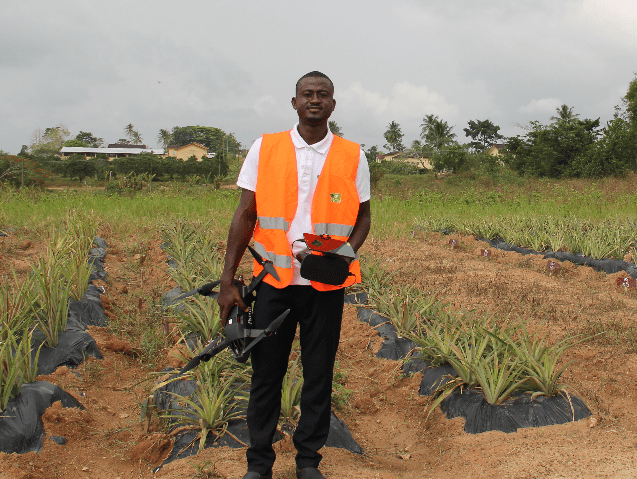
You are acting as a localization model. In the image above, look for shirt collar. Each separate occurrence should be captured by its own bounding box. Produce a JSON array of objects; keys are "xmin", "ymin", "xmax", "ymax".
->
[{"xmin": 290, "ymin": 122, "xmax": 333, "ymax": 154}]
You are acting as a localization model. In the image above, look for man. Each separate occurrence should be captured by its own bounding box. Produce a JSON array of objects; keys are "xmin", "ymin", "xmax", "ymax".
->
[{"xmin": 218, "ymin": 71, "xmax": 371, "ymax": 479}]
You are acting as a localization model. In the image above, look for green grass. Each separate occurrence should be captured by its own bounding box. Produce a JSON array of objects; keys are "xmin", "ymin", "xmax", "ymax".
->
[{"xmin": 0, "ymin": 186, "xmax": 240, "ymax": 237}]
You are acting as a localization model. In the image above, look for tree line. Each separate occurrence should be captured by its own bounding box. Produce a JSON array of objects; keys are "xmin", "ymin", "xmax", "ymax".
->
[
  {"xmin": 1, "ymin": 124, "xmax": 240, "ymax": 185},
  {"xmin": 328, "ymin": 75, "xmax": 637, "ymax": 179}
]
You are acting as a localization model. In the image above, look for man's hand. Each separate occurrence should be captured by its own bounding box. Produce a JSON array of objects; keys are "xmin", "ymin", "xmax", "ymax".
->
[
  {"xmin": 217, "ymin": 188, "xmax": 258, "ymax": 325},
  {"xmin": 217, "ymin": 281, "xmax": 249, "ymax": 325}
]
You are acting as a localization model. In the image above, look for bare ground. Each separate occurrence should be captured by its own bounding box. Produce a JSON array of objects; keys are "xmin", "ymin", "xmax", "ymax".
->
[{"xmin": 1, "ymin": 228, "xmax": 637, "ymax": 479}]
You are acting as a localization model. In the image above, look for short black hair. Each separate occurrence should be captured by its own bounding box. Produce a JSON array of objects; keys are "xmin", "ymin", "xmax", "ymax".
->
[{"xmin": 296, "ymin": 71, "xmax": 334, "ymax": 94}]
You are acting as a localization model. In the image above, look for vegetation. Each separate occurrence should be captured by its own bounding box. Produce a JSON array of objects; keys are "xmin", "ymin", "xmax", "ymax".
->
[
  {"xmin": 328, "ymin": 121, "xmax": 343, "ymax": 137},
  {"xmin": 383, "ymin": 121, "xmax": 405, "ymax": 152},
  {"xmin": 463, "ymin": 119, "xmax": 503, "ymax": 152},
  {"xmin": 420, "ymin": 114, "xmax": 456, "ymax": 151},
  {"xmin": 0, "ymin": 212, "xmax": 97, "ymax": 410}
]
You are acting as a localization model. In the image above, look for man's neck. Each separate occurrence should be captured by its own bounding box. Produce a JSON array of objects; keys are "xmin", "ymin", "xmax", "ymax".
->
[{"xmin": 297, "ymin": 122, "xmax": 328, "ymax": 146}]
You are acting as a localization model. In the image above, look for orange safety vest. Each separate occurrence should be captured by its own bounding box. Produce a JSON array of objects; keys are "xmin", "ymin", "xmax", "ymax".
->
[{"xmin": 252, "ymin": 130, "xmax": 362, "ymax": 291}]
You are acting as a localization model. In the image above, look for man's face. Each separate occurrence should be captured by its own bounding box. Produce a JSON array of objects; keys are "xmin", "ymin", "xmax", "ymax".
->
[{"xmin": 292, "ymin": 77, "xmax": 335, "ymax": 125}]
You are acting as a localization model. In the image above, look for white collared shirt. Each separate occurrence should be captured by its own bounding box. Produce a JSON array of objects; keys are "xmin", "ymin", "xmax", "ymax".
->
[{"xmin": 237, "ymin": 123, "xmax": 371, "ymax": 285}]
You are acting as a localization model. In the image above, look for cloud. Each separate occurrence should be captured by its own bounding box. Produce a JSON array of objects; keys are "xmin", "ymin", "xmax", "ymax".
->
[
  {"xmin": 341, "ymin": 82, "xmax": 456, "ymax": 120},
  {"xmin": 518, "ymin": 98, "xmax": 562, "ymax": 114},
  {"xmin": 577, "ymin": 0, "xmax": 637, "ymax": 45}
]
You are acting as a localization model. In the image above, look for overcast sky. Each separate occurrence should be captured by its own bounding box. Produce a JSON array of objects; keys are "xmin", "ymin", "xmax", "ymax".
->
[{"xmin": 1, "ymin": 0, "xmax": 636, "ymax": 154}]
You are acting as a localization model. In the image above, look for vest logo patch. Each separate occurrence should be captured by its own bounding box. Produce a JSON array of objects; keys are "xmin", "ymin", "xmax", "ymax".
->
[{"xmin": 330, "ymin": 193, "xmax": 342, "ymax": 203}]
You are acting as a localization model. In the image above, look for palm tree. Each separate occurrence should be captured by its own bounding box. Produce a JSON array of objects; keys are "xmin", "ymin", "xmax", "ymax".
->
[
  {"xmin": 383, "ymin": 121, "xmax": 405, "ymax": 152},
  {"xmin": 550, "ymin": 105, "xmax": 579, "ymax": 124},
  {"xmin": 420, "ymin": 115, "xmax": 455, "ymax": 151},
  {"xmin": 125, "ymin": 123, "xmax": 143, "ymax": 144},
  {"xmin": 157, "ymin": 129, "xmax": 172, "ymax": 149}
]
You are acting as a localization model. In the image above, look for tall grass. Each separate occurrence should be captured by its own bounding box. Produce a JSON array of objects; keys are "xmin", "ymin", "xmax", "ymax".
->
[{"xmin": 0, "ymin": 186, "xmax": 240, "ymax": 237}]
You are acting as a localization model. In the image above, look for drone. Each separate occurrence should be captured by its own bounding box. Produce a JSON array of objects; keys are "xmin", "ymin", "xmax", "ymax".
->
[{"xmin": 171, "ymin": 245, "xmax": 290, "ymax": 375}]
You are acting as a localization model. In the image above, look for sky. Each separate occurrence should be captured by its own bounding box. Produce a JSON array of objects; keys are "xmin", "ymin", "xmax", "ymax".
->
[{"xmin": 1, "ymin": 0, "xmax": 636, "ymax": 154}]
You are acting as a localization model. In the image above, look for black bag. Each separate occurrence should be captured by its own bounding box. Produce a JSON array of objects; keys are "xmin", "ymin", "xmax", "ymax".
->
[{"xmin": 300, "ymin": 254, "xmax": 352, "ymax": 286}]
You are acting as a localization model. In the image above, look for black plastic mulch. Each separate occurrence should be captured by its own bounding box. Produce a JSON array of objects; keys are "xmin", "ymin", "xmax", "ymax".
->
[
  {"xmin": 156, "ymin": 410, "xmax": 361, "ymax": 471},
  {"xmin": 154, "ymin": 359, "xmax": 364, "ymax": 470},
  {"xmin": 0, "ymin": 237, "xmax": 109, "ymax": 454},
  {"xmin": 0, "ymin": 381, "xmax": 84, "ymax": 454},
  {"xmin": 475, "ymin": 237, "xmax": 637, "ymax": 279},
  {"xmin": 33, "ymin": 236, "xmax": 110, "ymax": 376},
  {"xmin": 355, "ymin": 303, "xmax": 592, "ymax": 434},
  {"xmin": 440, "ymin": 388, "xmax": 591, "ymax": 434},
  {"xmin": 355, "ymin": 307, "xmax": 416, "ymax": 361},
  {"xmin": 343, "ymin": 292, "xmax": 368, "ymax": 305},
  {"xmin": 33, "ymin": 329, "xmax": 103, "ymax": 376},
  {"xmin": 161, "ymin": 286, "xmax": 187, "ymax": 313},
  {"xmin": 68, "ymin": 284, "xmax": 108, "ymax": 329},
  {"xmin": 416, "ymin": 363, "xmax": 591, "ymax": 433}
]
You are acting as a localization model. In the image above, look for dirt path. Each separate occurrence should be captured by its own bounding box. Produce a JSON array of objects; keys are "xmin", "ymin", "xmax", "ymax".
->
[{"xmin": 1, "ymin": 230, "xmax": 637, "ymax": 478}]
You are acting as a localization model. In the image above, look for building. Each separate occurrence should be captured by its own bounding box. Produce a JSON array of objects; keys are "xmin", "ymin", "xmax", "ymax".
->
[
  {"xmin": 59, "ymin": 142, "xmax": 212, "ymax": 162},
  {"xmin": 378, "ymin": 151, "xmax": 433, "ymax": 169},
  {"xmin": 59, "ymin": 146, "xmax": 164, "ymax": 159},
  {"xmin": 165, "ymin": 143, "xmax": 208, "ymax": 162},
  {"xmin": 487, "ymin": 143, "xmax": 507, "ymax": 156}
]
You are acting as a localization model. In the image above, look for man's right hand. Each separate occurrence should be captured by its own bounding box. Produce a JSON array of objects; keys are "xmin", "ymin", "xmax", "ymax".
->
[{"xmin": 217, "ymin": 280, "xmax": 249, "ymax": 325}]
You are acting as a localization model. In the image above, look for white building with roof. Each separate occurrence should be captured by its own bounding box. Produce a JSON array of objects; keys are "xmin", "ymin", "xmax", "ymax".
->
[{"xmin": 59, "ymin": 146, "xmax": 165, "ymax": 159}]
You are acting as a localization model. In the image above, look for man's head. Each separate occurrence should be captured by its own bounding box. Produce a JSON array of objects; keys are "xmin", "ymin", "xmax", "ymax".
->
[
  {"xmin": 292, "ymin": 71, "xmax": 335, "ymax": 126},
  {"xmin": 295, "ymin": 71, "xmax": 334, "ymax": 96}
]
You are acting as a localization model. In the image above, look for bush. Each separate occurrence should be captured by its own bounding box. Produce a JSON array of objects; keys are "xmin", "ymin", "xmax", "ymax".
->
[
  {"xmin": 431, "ymin": 144, "xmax": 470, "ymax": 173},
  {"xmin": 0, "ymin": 155, "xmax": 50, "ymax": 187},
  {"xmin": 57, "ymin": 155, "xmax": 97, "ymax": 182},
  {"xmin": 368, "ymin": 159, "xmax": 385, "ymax": 188},
  {"xmin": 506, "ymin": 119, "xmax": 602, "ymax": 178}
]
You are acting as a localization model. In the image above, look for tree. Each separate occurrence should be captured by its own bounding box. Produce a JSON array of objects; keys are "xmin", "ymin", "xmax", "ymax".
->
[
  {"xmin": 624, "ymin": 75, "xmax": 637, "ymax": 126},
  {"xmin": 383, "ymin": 121, "xmax": 405, "ymax": 152},
  {"xmin": 124, "ymin": 123, "xmax": 143, "ymax": 144},
  {"xmin": 420, "ymin": 115, "xmax": 456, "ymax": 151},
  {"xmin": 364, "ymin": 145, "xmax": 380, "ymax": 163},
  {"xmin": 30, "ymin": 124, "xmax": 70, "ymax": 154},
  {"xmin": 463, "ymin": 119, "xmax": 503, "ymax": 152},
  {"xmin": 73, "ymin": 131, "xmax": 103, "ymax": 148},
  {"xmin": 506, "ymin": 118, "xmax": 601, "ymax": 178},
  {"xmin": 171, "ymin": 126, "xmax": 239, "ymax": 154},
  {"xmin": 550, "ymin": 104, "xmax": 580, "ymax": 124},
  {"xmin": 431, "ymin": 144, "xmax": 469, "ymax": 173},
  {"xmin": 408, "ymin": 139, "xmax": 431, "ymax": 158},
  {"xmin": 63, "ymin": 139, "xmax": 89, "ymax": 148},
  {"xmin": 569, "ymin": 116, "xmax": 637, "ymax": 177},
  {"xmin": 328, "ymin": 121, "xmax": 343, "ymax": 137},
  {"xmin": 157, "ymin": 129, "xmax": 172, "ymax": 149},
  {"xmin": 63, "ymin": 132, "xmax": 102, "ymax": 153},
  {"xmin": 0, "ymin": 154, "xmax": 50, "ymax": 187},
  {"xmin": 58, "ymin": 155, "xmax": 97, "ymax": 182}
]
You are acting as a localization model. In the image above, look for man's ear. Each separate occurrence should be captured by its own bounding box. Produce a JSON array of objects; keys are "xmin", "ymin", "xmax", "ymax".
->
[
  {"xmin": 291, "ymin": 97, "xmax": 297, "ymax": 110},
  {"xmin": 332, "ymin": 99, "xmax": 336, "ymax": 112}
]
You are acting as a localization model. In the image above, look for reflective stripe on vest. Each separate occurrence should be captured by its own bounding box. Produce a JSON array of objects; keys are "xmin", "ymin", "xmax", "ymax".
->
[
  {"xmin": 313, "ymin": 223, "xmax": 354, "ymax": 237},
  {"xmin": 258, "ymin": 216, "xmax": 289, "ymax": 231},
  {"xmin": 253, "ymin": 241, "xmax": 293, "ymax": 269}
]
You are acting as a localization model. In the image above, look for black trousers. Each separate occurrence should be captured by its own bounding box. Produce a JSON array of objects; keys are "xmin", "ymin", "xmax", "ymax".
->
[{"xmin": 246, "ymin": 283, "xmax": 345, "ymax": 474}]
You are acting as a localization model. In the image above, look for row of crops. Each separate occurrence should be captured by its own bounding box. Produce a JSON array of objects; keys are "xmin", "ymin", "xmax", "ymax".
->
[
  {"xmin": 159, "ymin": 220, "xmax": 589, "ymax": 443},
  {"xmin": 0, "ymin": 212, "xmax": 97, "ymax": 412},
  {"xmin": 358, "ymin": 258, "xmax": 587, "ymax": 412},
  {"xmin": 414, "ymin": 214, "xmax": 637, "ymax": 260},
  {"xmin": 157, "ymin": 221, "xmax": 303, "ymax": 452}
]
